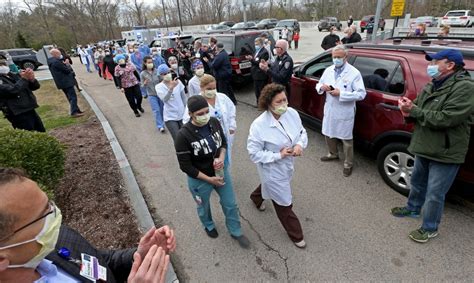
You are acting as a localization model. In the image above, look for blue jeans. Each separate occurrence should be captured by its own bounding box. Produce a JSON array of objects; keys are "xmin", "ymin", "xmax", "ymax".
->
[
  {"xmin": 62, "ymin": 87, "xmax": 80, "ymax": 115},
  {"xmin": 406, "ymin": 156, "xmax": 460, "ymax": 231},
  {"xmin": 187, "ymin": 165, "xmax": 242, "ymax": 237},
  {"xmin": 148, "ymin": 95, "xmax": 164, "ymax": 129},
  {"xmin": 140, "ymin": 86, "xmax": 148, "ymax": 98}
]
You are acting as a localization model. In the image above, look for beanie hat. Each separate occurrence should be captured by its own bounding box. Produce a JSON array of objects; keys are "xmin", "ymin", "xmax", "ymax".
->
[
  {"xmin": 188, "ymin": 95, "xmax": 209, "ymax": 113},
  {"xmin": 157, "ymin": 64, "xmax": 170, "ymax": 75}
]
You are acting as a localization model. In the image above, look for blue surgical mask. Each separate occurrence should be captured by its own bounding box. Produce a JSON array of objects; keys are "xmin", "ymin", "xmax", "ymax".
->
[
  {"xmin": 333, "ymin": 58, "xmax": 344, "ymax": 67},
  {"xmin": 427, "ymin": 65, "xmax": 440, "ymax": 78},
  {"xmin": 255, "ymin": 45, "xmax": 261, "ymax": 52}
]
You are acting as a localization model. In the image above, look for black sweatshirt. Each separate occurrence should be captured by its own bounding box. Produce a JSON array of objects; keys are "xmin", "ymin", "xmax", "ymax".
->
[{"xmin": 175, "ymin": 117, "xmax": 227, "ymax": 179}]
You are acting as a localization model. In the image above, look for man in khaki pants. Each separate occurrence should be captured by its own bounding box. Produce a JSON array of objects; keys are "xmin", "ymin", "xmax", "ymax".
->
[{"xmin": 315, "ymin": 45, "xmax": 366, "ymax": 176}]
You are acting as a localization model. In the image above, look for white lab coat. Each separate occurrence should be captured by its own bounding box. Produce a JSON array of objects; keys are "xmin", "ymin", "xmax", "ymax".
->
[
  {"xmin": 315, "ymin": 63, "xmax": 366, "ymax": 140},
  {"xmin": 187, "ymin": 75, "xmax": 201, "ymax": 97},
  {"xmin": 79, "ymin": 49, "xmax": 92, "ymax": 65},
  {"xmin": 247, "ymin": 108, "xmax": 308, "ymax": 206},
  {"xmin": 183, "ymin": 92, "xmax": 236, "ymax": 163}
]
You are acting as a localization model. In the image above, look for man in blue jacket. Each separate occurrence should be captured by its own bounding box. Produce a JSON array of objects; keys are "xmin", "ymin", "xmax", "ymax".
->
[
  {"xmin": 209, "ymin": 43, "xmax": 237, "ymax": 105},
  {"xmin": 48, "ymin": 49, "xmax": 83, "ymax": 117}
]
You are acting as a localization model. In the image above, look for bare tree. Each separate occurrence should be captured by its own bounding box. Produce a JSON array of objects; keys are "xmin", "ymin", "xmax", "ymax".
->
[{"xmin": 23, "ymin": 0, "xmax": 55, "ymax": 43}]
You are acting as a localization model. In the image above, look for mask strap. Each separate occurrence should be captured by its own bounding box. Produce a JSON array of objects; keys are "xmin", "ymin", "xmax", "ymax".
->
[{"xmin": 0, "ymin": 238, "xmax": 36, "ymax": 250}]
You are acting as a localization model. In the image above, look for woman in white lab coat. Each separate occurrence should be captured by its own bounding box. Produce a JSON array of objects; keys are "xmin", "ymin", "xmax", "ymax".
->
[
  {"xmin": 247, "ymin": 83, "xmax": 308, "ymax": 248},
  {"xmin": 183, "ymin": 74, "xmax": 236, "ymax": 164}
]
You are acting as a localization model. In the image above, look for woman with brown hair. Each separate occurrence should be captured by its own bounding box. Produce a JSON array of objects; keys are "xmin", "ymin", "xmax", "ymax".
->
[{"xmin": 247, "ymin": 83, "xmax": 308, "ymax": 248}]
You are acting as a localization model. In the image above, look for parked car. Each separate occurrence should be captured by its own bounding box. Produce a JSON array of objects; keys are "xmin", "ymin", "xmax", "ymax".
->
[
  {"xmin": 318, "ymin": 17, "xmax": 342, "ymax": 31},
  {"xmin": 197, "ymin": 31, "xmax": 275, "ymax": 84},
  {"xmin": 256, "ymin": 18, "xmax": 278, "ymax": 29},
  {"xmin": 441, "ymin": 10, "xmax": 473, "ymax": 27},
  {"xmin": 207, "ymin": 24, "xmax": 231, "ymax": 32},
  {"xmin": 411, "ymin": 16, "xmax": 439, "ymax": 27},
  {"xmin": 231, "ymin": 21, "xmax": 258, "ymax": 30},
  {"xmin": 149, "ymin": 34, "xmax": 194, "ymax": 60},
  {"xmin": 289, "ymin": 38, "xmax": 474, "ymax": 195},
  {"xmin": 219, "ymin": 21, "xmax": 236, "ymax": 27},
  {"xmin": 274, "ymin": 19, "xmax": 300, "ymax": 33},
  {"xmin": 360, "ymin": 15, "xmax": 385, "ymax": 32},
  {"xmin": 1, "ymin": 48, "xmax": 42, "ymax": 70}
]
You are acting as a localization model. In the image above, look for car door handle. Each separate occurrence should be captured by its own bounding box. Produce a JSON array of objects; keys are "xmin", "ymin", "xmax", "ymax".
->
[{"xmin": 378, "ymin": 103, "xmax": 399, "ymax": 111}]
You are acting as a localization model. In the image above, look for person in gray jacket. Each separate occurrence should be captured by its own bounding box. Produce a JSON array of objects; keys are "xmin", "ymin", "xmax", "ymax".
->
[{"xmin": 141, "ymin": 56, "xmax": 165, "ymax": 133}]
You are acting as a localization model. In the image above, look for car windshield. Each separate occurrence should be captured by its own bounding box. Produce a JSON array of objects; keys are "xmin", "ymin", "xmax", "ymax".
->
[
  {"xmin": 233, "ymin": 23, "xmax": 245, "ymax": 28},
  {"xmin": 417, "ymin": 16, "xmax": 432, "ymax": 21},
  {"xmin": 446, "ymin": 11, "xmax": 467, "ymax": 17},
  {"xmin": 258, "ymin": 19, "xmax": 269, "ymax": 24},
  {"xmin": 276, "ymin": 20, "xmax": 294, "ymax": 27}
]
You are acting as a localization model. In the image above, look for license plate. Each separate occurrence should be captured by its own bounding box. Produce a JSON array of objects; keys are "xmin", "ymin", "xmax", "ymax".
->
[{"xmin": 239, "ymin": 61, "xmax": 251, "ymax": 69}]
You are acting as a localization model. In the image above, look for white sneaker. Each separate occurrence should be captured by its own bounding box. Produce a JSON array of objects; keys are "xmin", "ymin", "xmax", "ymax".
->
[
  {"xmin": 258, "ymin": 203, "xmax": 266, "ymax": 211},
  {"xmin": 294, "ymin": 239, "xmax": 306, "ymax": 248}
]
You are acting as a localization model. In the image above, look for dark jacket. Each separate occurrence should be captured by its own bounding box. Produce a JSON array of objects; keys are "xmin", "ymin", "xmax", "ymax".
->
[
  {"xmin": 175, "ymin": 117, "xmax": 227, "ymax": 179},
  {"xmin": 46, "ymin": 225, "xmax": 135, "ymax": 283},
  {"xmin": 268, "ymin": 51, "xmax": 293, "ymax": 87},
  {"xmin": 250, "ymin": 47, "xmax": 270, "ymax": 81},
  {"xmin": 408, "ymin": 70, "xmax": 474, "ymax": 164},
  {"xmin": 342, "ymin": 32, "xmax": 362, "ymax": 44},
  {"xmin": 321, "ymin": 34, "xmax": 340, "ymax": 50},
  {"xmin": 0, "ymin": 73, "xmax": 40, "ymax": 116},
  {"xmin": 210, "ymin": 50, "xmax": 232, "ymax": 80},
  {"xmin": 103, "ymin": 55, "xmax": 117, "ymax": 77},
  {"xmin": 48, "ymin": 57, "xmax": 75, "ymax": 89}
]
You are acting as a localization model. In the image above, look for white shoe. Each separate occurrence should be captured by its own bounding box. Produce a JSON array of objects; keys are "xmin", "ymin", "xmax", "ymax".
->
[
  {"xmin": 258, "ymin": 203, "xmax": 266, "ymax": 211},
  {"xmin": 294, "ymin": 239, "xmax": 306, "ymax": 248}
]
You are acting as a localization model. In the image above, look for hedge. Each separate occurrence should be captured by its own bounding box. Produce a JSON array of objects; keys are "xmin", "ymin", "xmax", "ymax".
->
[{"xmin": 0, "ymin": 128, "xmax": 65, "ymax": 197}]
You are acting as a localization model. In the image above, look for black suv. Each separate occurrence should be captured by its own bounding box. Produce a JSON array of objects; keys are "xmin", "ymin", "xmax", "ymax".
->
[
  {"xmin": 256, "ymin": 18, "xmax": 278, "ymax": 29},
  {"xmin": 197, "ymin": 31, "xmax": 275, "ymax": 84},
  {"xmin": 318, "ymin": 17, "xmax": 342, "ymax": 31},
  {"xmin": 274, "ymin": 19, "xmax": 300, "ymax": 33},
  {"xmin": 1, "ymin": 48, "xmax": 42, "ymax": 70}
]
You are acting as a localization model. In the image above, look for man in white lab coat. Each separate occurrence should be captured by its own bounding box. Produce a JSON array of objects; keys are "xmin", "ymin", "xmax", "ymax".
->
[{"xmin": 315, "ymin": 45, "xmax": 366, "ymax": 177}]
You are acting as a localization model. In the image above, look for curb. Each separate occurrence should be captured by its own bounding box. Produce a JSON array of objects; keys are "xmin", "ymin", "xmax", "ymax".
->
[{"xmin": 79, "ymin": 88, "xmax": 179, "ymax": 283}]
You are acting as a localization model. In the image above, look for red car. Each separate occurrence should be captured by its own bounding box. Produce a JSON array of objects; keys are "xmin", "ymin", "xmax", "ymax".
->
[
  {"xmin": 360, "ymin": 15, "xmax": 386, "ymax": 33},
  {"xmin": 290, "ymin": 38, "xmax": 474, "ymax": 195}
]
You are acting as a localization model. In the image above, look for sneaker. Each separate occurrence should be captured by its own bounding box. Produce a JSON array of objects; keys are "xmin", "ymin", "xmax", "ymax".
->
[
  {"xmin": 134, "ymin": 112, "xmax": 141, "ymax": 117},
  {"xmin": 294, "ymin": 239, "xmax": 306, "ymax": 248},
  {"xmin": 390, "ymin": 207, "xmax": 420, "ymax": 218},
  {"xmin": 409, "ymin": 228, "xmax": 438, "ymax": 243},
  {"xmin": 71, "ymin": 112, "xmax": 84, "ymax": 118},
  {"xmin": 343, "ymin": 167, "xmax": 352, "ymax": 177},
  {"xmin": 204, "ymin": 228, "xmax": 218, "ymax": 238},
  {"xmin": 231, "ymin": 235, "xmax": 250, "ymax": 249},
  {"xmin": 320, "ymin": 154, "xmax": 339, "ymax": 162},
  {"xmin": 159, "ymin": 128, "xmax": 165, "ymax": 133},
  {"xmin": 138, "ymin": 107, "xmax": 145, "ymax": 113}
]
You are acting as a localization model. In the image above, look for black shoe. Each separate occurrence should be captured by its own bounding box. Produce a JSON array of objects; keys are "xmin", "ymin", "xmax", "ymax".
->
[
  {"xmin": 134, "ymin": 112, "xmax": 141, "ymax": 117},
  {"xmin": 138, "ymin": 107, "xmax": 145, "ymax": 113},
  {"xmin": 343, "ymin": 167, "xmax": 352, "ymax": 177},
  {"xmin": 231, "ymin": 234, "xmax": 250, "ymax": 249},
  {"xmin": 205, "ymin": 228, "xmax": 218, "ymax": 238}
]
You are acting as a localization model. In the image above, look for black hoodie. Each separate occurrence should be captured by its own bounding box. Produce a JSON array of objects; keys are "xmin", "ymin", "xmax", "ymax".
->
[{"xmin": 175, "ymin": 117, "xmax": 227, "ymax": 178}]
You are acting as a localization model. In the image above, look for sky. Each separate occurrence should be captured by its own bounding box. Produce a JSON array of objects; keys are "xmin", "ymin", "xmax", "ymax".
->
[{"xmin": 2, "ymin": 0, "xmax": 160, "ymax": 9}]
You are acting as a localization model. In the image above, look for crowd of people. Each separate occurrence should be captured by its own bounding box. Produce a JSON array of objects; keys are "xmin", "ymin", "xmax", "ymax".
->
[{"xmin": 1, "ymin": 19, "xmax": 473, "ymax": 281}]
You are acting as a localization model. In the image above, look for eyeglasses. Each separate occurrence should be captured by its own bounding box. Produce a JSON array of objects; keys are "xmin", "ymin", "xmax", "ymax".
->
[
  {"xmin": 275, "ymin": 46, "xmax": 283, "ymax": 50},
  {"xmin": 0, "ymin": 202, "xmax": 56, "ymax": 243}
]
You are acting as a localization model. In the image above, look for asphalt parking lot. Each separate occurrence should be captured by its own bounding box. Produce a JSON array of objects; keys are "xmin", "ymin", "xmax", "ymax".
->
[{"xmin": 38, "ymin": 26, "xmax": 474, "ymax": 281}]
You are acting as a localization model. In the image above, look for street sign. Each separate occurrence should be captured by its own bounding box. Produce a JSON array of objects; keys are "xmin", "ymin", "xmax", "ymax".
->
[{"xmin": 390, "ymin": 0, "xmax": 405, "ymax": 17}]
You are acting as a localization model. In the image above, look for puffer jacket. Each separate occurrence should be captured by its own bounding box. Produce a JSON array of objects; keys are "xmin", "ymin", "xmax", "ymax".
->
[
  {"xmin": 408, "ymin": 70, "xmax": 474, "ymax": 164},
  {"xmin": 0, "ymin": 73, "xmax": 40, "ymax": 116}
]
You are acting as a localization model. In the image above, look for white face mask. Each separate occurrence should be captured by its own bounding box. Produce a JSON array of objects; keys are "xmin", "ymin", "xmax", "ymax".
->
[
  {"xmin": 203, "ymin": 89, "xmax": 217, "ymax": 98},
  {"xmin": 146, "ymin": 63, "xmax": 154, "ymax": 70},
  {"xmin": 0, "ymin": 205, "xmax": 62, "ymax": 269},
  {"xmin": 163, "ymin": 73, "xmax": 172, "ymax": 81},
  {"xmin": 0, "ymin": 66, "xmax": 10, "ymax": 74},
  {"xmin": 171, "ymin": 63, "xmax": 178, "ymax": 70},
  {"xmin": 271, "ymin": 102, "xmax": 288, "ymax": 115},
  {"xmin": 195, "ymin": 69, "xmax": 205, "ymax": 77}
]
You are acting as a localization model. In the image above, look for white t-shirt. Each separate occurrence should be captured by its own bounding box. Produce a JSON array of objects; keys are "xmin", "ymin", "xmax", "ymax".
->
[{"xmin": 155, "ymin": 81, "xmax": 186, "ymax": 121}]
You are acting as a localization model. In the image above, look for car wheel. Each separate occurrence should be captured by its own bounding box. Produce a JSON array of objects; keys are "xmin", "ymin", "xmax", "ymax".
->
[
  {"xmin": 377, "ymin": 142, "xmax": 414, "ymax": 196},
  {"xmin": 22, "ymin": 61, "xmax": 36, "ymax": 70}
]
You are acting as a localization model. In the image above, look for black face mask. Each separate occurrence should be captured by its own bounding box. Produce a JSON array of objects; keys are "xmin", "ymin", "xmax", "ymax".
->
[{"xmin": 119, "ymin": 64, "xmax": 126, "ymax": 68}]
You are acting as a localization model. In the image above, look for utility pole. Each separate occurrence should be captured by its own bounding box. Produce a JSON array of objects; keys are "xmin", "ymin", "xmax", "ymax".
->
[
  {"xmin": 371, "ymin": 0, "xmax": 383, "ymax": 42},
  {"xmin": 176, "ymin": 0, "xmax": 183, "ymax": 31},
  {"xmin": 161, "ymin": 0, "xmax": 169, "ymax": 31},
  {"xmin": 243, "ymin": 0, "xmax": 247, "ymax": 23}
]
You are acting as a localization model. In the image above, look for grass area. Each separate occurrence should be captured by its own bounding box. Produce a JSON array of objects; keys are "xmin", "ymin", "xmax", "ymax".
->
[{"xmin": 0, "ymin": 80, "xmax": 92, "ymax": 131}]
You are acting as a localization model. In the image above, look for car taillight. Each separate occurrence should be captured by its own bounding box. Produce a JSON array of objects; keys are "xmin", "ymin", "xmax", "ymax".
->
[
  {"xmin": 230, "ymin": 58, "xmax": 239, "ymax": 69},
  {"xmin": 460, "ymin": 16, "xmax": 468, "ymax": 19}
]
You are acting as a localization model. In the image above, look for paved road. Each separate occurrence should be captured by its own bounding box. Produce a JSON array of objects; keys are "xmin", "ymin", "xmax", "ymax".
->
[{"xmin": 68, "ymin": 28, "xmax": 474, "ymax": 281}]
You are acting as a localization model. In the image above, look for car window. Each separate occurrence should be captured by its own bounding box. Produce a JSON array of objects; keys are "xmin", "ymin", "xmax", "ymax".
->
[
  {"xmin": 235, "ymin": 35, "xmax": 255, "ymax": 56},
  {"xmin": 446, "ymin": 11, "xmax": 467, "ymax": 17},
  {"xmin": 276, "ymin": 20, "xmax": 294, "ymax": 27},
  {"xmin": 216, "ymin": 37, "xmax": 234, "ymax": 54},
  {"xmin": 353, "ymin": 56, "xmax": 404, "ymax": 96},
  {"xmin": 303, "ymin": 54, "xmax": 333, "ymax": 78}
]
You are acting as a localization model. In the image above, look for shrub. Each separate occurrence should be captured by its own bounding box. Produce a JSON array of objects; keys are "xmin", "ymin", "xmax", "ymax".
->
[{"xmin": 0, "ymin": 128, "xmax": 65, "ymax": 197}]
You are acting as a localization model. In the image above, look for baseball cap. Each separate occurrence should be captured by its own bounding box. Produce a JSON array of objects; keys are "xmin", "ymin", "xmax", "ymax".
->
[{"xmin": 425, "ymin": 49, "xmax": 464, "ymax": 66}]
